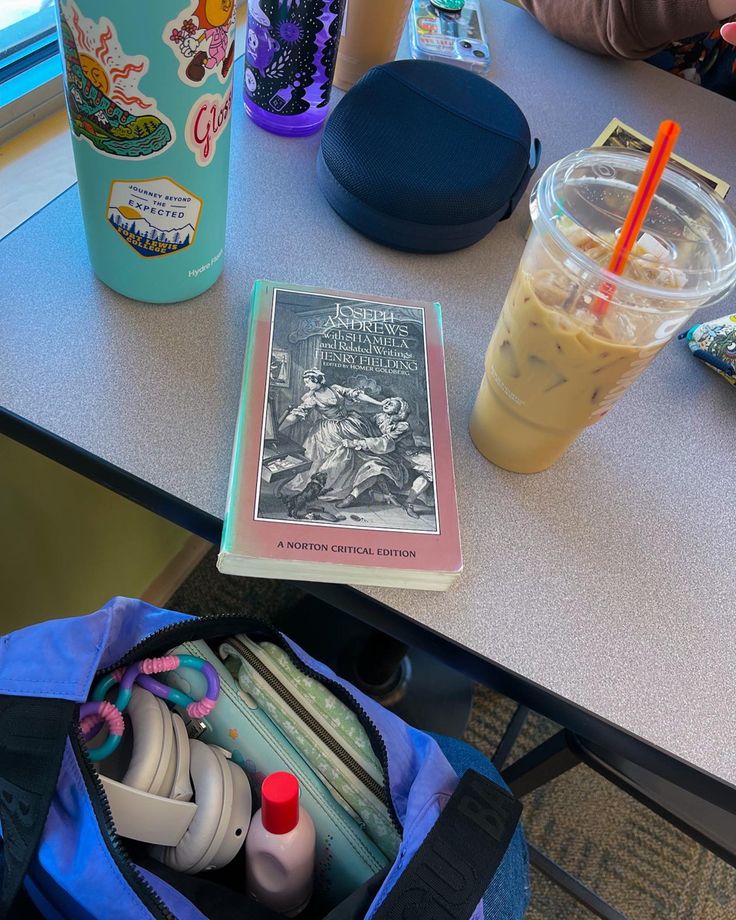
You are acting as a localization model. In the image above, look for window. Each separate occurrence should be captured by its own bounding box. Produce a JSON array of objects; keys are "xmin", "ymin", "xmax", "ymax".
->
[
  {"xmin": 1, "ymin": 1, "xmax": 57, "ymax": 82},
  {"xmin": 0, "ymin": 1, "xmax": 63, "ymax": 142}
]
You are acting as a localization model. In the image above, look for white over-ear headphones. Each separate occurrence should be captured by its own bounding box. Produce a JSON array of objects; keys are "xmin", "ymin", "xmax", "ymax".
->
[
  {"xmin": 93, "ymin": 684, "xmax": 252, "ymax": 873},
  {"xmin": 152, "ymin": 738, "xmax": 252, "ymax": 874},
  {"xmin": 123, "ymin": 687, "xmax": 192, "ymax": 801}
]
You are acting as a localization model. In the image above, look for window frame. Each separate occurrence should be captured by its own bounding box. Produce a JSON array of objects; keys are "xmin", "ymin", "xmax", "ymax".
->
[
  {"xmin": 0, "ymin": 1, "xmax": 247, "ymax": 146},
  {"xmin": 0, "ymin": 6, "xmax": 64, "ymax": 145}
]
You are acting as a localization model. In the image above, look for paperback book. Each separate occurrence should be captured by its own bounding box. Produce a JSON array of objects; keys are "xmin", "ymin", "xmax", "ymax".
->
[{"xmin": 218, "ymin": 281, "xmax": 462, "ymax": 590}]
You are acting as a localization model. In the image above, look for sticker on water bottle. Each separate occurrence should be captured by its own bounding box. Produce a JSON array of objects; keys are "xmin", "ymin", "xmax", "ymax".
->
[
  {"xmin": 58, "ymin": 0, "xmax": 175, "ymax": 159},
  {"xmin": 185, "ymin": 86, "xmax": 234, "ymax": 166},
  {"xmin": 164, "ymin": 0, "xmax": 237, "ymax": 87},
  {"xmin": 245, "ymin": 0, "xmax": 345, "ymax": 116},
  {"xmin": 106, "ymin": 178, "xmax": 202, "ymax": 258}
]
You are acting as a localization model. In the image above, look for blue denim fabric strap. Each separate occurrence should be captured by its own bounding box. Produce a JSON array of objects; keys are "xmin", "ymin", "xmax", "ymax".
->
[{"xmin": 372, "ymin": 768, "xmax": 522, "ymax": 920}]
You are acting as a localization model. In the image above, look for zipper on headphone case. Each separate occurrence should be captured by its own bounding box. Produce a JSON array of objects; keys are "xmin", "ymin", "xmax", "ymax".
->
[{"xmin": 73, "ymin": 613, "xmax": 403, "ymax": 910}]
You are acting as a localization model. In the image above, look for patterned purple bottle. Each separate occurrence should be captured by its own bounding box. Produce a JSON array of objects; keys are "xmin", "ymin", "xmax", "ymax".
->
[{"xmin": 244, "ymin": 0, "xmax": 346, "ymax": 136}]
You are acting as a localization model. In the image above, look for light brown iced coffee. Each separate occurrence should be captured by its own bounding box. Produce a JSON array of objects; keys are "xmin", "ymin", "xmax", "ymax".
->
[
  {"xmin": 333, "ymin": 0, "xmax": 412, "ymax": 91},
  {"xmin": 470, "ymin": 149, "xmax": 736, "ymax": 474},
  {"xmin": 470, "ymin": 264, "xmax": 665, "ymax": 473}
]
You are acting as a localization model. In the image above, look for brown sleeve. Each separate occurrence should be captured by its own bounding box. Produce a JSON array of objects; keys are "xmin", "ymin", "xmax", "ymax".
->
[{"xmin": 517, "ymin": 0, "xmax": 719, "ymax": 59}]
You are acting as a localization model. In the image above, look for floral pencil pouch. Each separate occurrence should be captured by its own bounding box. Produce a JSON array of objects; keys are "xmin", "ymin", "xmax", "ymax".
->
[{"xmin": 220, "ymin": 635, "xmax": 401, "ymax": 861}]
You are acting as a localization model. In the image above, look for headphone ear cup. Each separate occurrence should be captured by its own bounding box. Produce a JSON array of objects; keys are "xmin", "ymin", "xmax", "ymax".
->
[
  {"xmin": 122, "ymin": 687, "xmax": 175, "ymax": 796},
  {"xmin": 211, "ymin": 758, "xmax": 251, "ymax": 869},
  {"xmin": 157, "ymin": 740, "xmax": 231, "ymax": 874},
  {"xmin": 169, "ymin": 712, "xmax": 194, "ymax": 802}
]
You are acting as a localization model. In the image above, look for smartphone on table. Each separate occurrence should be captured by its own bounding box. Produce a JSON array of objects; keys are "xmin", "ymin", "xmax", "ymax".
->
[{"xmin": 408, "ymin": 0, "xmax": 491, "ymax": 74}]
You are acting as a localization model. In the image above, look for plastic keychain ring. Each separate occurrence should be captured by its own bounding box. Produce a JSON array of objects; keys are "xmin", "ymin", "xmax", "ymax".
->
[
  {"xmin": 80, "ymin": 701, "xmax": 125, "ymax": 762},
  {"xmin": 85, "ymin": 654, "xmax": 221, "ymax": 760}
]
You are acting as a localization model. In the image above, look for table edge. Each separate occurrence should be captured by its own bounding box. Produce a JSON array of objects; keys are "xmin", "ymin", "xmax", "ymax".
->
[{"xmin": 4, "ymin": 404, "xmax": 735, "ymax": 808}]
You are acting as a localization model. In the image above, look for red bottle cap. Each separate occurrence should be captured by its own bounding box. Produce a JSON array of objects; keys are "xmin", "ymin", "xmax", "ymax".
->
[{"xmin": 261, "ymin": 772, "xmax": 300, "ymax": 834}]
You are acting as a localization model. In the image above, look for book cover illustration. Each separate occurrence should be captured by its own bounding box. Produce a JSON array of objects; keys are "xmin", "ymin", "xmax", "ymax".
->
[{"xmin": 255, "ymin": 287, "xmax": 440, "ymax": 535}]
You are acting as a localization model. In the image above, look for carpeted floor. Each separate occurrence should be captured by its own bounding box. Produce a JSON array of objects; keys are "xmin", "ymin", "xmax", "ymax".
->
[
  {"xmin": 169, "ymin": 551, "xmax": 736, "ymax": 920},
  {"xmin": 465, "ymin": 694, "xmax": 736, "ymax": 920}
]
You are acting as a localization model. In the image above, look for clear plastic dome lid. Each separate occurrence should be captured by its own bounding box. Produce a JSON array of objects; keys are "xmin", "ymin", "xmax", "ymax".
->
[{"xmin": 531, "ymin": 148, "xmax": 736, "ymax": 307}]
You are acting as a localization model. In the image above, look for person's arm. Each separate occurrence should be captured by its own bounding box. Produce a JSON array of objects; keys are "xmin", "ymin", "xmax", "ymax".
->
[
  {"xmin": 341, "ymin": 421, "xmax": 411, "ymax": 454},
  {"xmin": 331, "ymin": 384, "xmax": 383, "ymax": 406},
  {"xmin": 518, "ymin": 0, "xmax": 729, "ymax": 59},
  {"xmin": 280, "ymin": 394, "xmax": 313, "ymax": 428},
  {"xmin": 354, "ymin": 393, "xmax": 383, "ymax": 406},
  {"xmin": 341, "ymin": 435, "xmax": 397, "ymax": 453}
]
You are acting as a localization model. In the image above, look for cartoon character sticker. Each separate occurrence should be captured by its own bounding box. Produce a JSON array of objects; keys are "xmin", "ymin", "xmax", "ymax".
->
[
  {"xmin": 684, "ymin": 313, "xmax": 736, "ymax": 385},
  {"xmin": 59, "ymin": 1, "xmax": 174, "ymax": 159},
  {"xmin": 164, "ymin": 0, "xmax": 236, "ymax": 85},
  {"xmin": 106, "ymin": 178, "xmax": 202, "ymax": 257},
  {"xmin": 247, "ymin": 1, "xmax": 281, "ymax": 74}
]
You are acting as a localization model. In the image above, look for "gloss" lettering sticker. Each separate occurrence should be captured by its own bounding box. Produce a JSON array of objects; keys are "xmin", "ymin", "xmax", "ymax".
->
[{"xmin": 185, "ymin": 87, "xmax": 233, "ymax": 166}]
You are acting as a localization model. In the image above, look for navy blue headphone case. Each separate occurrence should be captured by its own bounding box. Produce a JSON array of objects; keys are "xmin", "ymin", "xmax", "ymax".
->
[{"xmin": 317, "ymin": 59, "xmax": 541, "ymax": 253}]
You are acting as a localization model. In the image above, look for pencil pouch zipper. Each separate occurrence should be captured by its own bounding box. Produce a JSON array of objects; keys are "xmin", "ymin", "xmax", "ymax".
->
[
  {"xmin": 171, "ymin": 637, "xmax": 388, "ymax": 892},
  {"xmin": 221, "ymin": 634, "xmax": 401, "ymax": 860}
]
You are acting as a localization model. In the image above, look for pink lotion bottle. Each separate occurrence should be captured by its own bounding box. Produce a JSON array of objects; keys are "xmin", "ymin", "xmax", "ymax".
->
[{"xmin": 246, "ymin": 772, "xmax": 316, "ymax": 916}]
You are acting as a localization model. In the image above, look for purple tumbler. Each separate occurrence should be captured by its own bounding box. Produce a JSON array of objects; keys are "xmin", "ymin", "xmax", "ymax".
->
[{"xmin": 244, "ymin": 0, "xmax": 346, "ymax": 136}]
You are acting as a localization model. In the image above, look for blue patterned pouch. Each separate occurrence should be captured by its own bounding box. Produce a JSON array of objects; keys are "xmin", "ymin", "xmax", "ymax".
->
[{"xmin": 680, "ymin": 312, "xmax": 736, "ymax": 385}]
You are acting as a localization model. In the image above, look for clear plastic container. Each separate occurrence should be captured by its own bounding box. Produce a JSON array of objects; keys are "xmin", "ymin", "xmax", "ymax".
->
[{"xmin": 470, "ymin": 148, "xmax": 736, "ymax": 473}]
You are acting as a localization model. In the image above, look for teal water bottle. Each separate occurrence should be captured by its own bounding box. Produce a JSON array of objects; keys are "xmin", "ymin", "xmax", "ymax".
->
[{"xmin": 55, "ymin": 0, "xmax": 236, "ymax": 303}]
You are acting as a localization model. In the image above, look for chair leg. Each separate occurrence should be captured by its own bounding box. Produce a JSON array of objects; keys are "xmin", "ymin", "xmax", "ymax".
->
[
  {"xmin": 502, "ymin": 730, "xmax": 581, "ymax": 797},
  {"xmin": 492, "ymin": 704, "xmax": 530, "ymax": 769},
  {"xmin": 529, "ymin": 845, "xmax": 631, "ymax": 920}
]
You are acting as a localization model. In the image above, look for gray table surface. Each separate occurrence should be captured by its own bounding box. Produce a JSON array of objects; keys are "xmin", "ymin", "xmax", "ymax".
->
[{"xmin": 2, "ymin": 0, "xmax": 735, "ymax": 788}]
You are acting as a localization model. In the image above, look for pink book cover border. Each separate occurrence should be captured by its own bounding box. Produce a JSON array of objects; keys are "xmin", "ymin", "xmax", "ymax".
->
[{"xmin": 228, "ymin": 283, "xmax": 462, "ymax": 574}]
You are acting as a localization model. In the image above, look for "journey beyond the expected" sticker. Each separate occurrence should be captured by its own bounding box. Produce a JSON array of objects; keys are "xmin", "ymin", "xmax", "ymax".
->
[{"xmin": 106, "ymin": 177, "xmax": 202, "ymax": 257}]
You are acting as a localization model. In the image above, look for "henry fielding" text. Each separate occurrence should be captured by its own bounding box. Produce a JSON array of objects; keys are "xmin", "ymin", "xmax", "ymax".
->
[{"xmin": 320, "ymin": 303, "xmax": 419, "ymax": 376}]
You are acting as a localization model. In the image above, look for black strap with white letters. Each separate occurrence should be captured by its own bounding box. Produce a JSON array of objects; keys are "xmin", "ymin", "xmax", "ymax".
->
[{"xmin": 373, "ymin": 769, "xmax": 522, "ymax": 920}]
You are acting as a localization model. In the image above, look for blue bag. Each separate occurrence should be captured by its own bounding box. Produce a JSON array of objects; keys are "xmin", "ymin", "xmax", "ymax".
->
[{"xmin": 0, "ymin": 597, "xmax": 529, "ymax": 919}]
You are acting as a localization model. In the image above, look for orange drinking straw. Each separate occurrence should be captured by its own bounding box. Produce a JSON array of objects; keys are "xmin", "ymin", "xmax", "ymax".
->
[{"xmin": 592, "ymin": 119, "xmax": 681, "ymax": 317}]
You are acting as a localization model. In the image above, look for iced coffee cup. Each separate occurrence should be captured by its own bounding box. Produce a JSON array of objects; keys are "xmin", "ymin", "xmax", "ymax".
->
[
  {"xmin": 470, "ymin": 148, "xmax": 736, "ymax": 473},
  {"xmin": 333, "ymin": 0, "xmax": 412, "ymax": 91}
]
